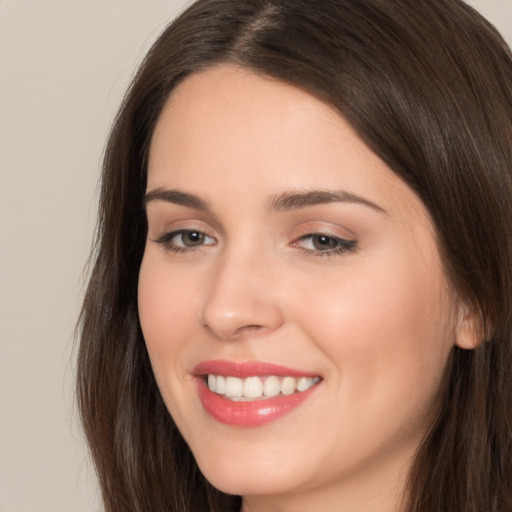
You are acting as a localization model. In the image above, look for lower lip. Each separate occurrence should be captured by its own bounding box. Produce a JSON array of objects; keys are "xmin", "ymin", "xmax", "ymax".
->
[{"xmin": 196, "ymin": 379, "xmax": 319, "ymax": 427}]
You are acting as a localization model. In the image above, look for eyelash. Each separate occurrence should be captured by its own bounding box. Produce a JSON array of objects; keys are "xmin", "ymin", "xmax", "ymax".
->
[
  {"xmin": 153, "ymin": 230, "xmax": 357, "ymax": 257},
  {"xmin": 153, "ymin": 230, "xmax": 216, "ymax": 254},
  {"xmin": 295, "ymin": 234, "xmax": 358, "ymax": 258}
]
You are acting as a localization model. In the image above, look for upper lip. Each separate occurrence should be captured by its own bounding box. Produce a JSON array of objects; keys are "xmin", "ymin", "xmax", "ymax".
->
[{"xmin": 193, "ymin": 359, "xmax": 320, "ymax": 378}]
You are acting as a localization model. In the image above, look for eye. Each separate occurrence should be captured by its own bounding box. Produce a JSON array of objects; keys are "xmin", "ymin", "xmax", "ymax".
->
[
  {"xmin": 153, "ymin": 229, "xmax": 216, "ymax": 253},
  {"xmin": 294, "ymin": 233, "xmax": 357, "ymax": 257}
]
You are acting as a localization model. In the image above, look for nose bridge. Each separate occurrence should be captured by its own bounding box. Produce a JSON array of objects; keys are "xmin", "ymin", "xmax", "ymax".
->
[{"xmin": 200, "ymin": 241, "xmax": 283, "ymax": 340}]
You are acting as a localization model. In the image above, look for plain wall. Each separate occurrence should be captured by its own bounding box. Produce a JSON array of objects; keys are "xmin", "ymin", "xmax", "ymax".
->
[{"xmin": 1, "ymin": 1, "xmax": 511, "ymax": 511}]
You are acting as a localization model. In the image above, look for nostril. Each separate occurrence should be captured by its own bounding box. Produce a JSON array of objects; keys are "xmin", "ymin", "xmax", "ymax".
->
[
  {"xmin": 199, "ymin": 267, "xmax": 284, "ymax": 340},
  {"xmin": 241, "ymin": 324, "xmax": 264, "ymax": 332},
  {"xmin": 202, "ymin": 321, "xmax": 265, "ymax": 341}
]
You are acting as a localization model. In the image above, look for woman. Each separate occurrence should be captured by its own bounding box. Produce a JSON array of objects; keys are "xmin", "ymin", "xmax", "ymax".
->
[{"xmin": 77, "ymin": 0, "xmax": 512, "ymax": 511}]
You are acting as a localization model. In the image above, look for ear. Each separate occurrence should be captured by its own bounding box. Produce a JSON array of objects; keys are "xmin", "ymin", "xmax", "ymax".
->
[{"xmin": 455, "ymin": 303, "xmax": 483, "ymax": 350}]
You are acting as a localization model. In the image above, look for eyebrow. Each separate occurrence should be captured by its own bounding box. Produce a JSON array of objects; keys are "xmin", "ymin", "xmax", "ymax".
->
[
  {"xmin": 268, "ymin": 190, "xmax": 387, "ymax": 214},
  {"xmin": 144, "ymin": 188, "xmax": 209, "ymax": 211},
  {"xmin": 143, "ymin": 187, "xmax": 387, "ymax": 214}
]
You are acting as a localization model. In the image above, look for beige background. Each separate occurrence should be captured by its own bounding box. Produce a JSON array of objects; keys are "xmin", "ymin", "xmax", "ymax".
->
[{"xmin": 1, "ymin": 1, "xmax": 511, "ymax": 511}]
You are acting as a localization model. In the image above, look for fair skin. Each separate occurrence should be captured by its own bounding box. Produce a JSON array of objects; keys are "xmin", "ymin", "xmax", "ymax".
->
[{"xmin": 138, "ymin": 65, "xmax": 471, "ymax": 512}]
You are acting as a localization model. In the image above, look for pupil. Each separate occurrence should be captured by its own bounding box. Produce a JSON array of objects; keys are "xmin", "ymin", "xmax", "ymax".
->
[
  {"xmin": 313, "ymin": 235, "xmax": 337, "ymax": 250},
  {"xmin": 185, "ymin": 231, "xmax": 203, "ymax": 246}
]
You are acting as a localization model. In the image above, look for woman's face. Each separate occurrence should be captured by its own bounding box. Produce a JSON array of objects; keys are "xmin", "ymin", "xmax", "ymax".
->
[{"xmin": 139, "ymin": 65, "xmax": 461, "ymax": 509}]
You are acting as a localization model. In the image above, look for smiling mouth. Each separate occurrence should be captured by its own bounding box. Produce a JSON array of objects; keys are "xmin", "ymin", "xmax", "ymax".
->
[
  {"xmin": 195, "ymin": 361, "xmax": 322, "ymax": 426},
  {"xmin": 206, "ymin": 374, "xmax": 321, "ymax": 401}
]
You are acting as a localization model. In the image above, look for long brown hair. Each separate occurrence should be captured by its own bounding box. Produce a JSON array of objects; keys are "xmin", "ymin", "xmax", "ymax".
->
[{"xmin": 77, "ymin": 1, "xmax": 512, "ymax": 510}]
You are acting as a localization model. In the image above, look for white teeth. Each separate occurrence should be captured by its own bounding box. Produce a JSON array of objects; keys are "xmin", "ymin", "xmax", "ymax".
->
[
  {"xmin": 297, "ymin": 377, "xmax": 314, "ymax": 392},
  {"xmin": 225, "ymin": 376, "xmax": 243, "ymax": 397},
  {"xmin": 207, "ymin": 374, "xmax": 216, "ymax": 392},
  {"xmin": 263, "ymin": 375, "xmax": 281, "ymax": 397},
  {"xmin": 243, "ymin": 376, "xmax": 264, "ymax": 398},
  {"xmin": 281, "ymin": 376, "xmax": 296, "ymax": 396},
  {"xmin": 207, "ymin": 374, "xmax": 320, "ymax": 400},
  {"xmin": 216, "ymin": 375, "xmax": 226, "ymax": 395}
]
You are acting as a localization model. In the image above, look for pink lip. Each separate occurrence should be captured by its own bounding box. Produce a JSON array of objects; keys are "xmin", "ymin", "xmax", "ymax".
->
[
  {"xmin": 193, "ymin": 359, "xmax": 319, "ymax": 378},
  {"xmin": 193, "ymin": 360, "xmax": 321, "ymax": 427}
]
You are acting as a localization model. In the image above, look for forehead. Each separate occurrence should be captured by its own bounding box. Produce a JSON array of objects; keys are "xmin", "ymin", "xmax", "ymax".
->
[
  {"xmin": 149, "ymin": 65, "xmax": 347, "ymax": 175},
  {"xmin": 148, "ymin": 64, "xmax": 432, "ymax": 227}
]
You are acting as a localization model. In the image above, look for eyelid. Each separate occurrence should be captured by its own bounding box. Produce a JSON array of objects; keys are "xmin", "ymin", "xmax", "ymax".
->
[
  {"xmin": 149, "ymin": 218, "xmax": 357, "ymax": 258},
  {"xmin": 292, "ymin": 233, "xmax": 357, "ymax": 254},
  {"xmin": 152, "ymin": 227, "xmax": 217, "ymax": 254},
  {"xmin": 290, "ymin": 222, "xmax": 358, "ymax": 257},
  {"xmin": 145, "ymin": 202, "xmax": 223, "ymax": 236},
  {"xmin": 147, "ymin": 216, "xmax": 215, "ymax": 238},
  {"xmin": 295, "ymin": 223, "xmax": 353, "ymax": 239}
]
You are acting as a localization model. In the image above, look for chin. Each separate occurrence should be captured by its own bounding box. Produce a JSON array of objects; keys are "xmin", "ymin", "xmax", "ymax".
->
[
  {"xmin": 203, "ymin": 468, "xmax": 305, "ymax": 498},
  {"xmin": 192, "ymin": 443, "xmax": 310, "ymax": 497}
]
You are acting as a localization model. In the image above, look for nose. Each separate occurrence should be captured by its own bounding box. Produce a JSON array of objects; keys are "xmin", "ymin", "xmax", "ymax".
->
[{"xmin": 200, "ymin": 249, "xmax": 284, "ymax": 341}]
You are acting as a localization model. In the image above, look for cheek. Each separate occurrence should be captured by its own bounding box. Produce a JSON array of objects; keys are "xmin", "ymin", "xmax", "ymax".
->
[
  {"xmin": 290, "ymin": 251, "xmax": 456, "ymax": 424},
  {"xmin": 137, "ymin": 253, "xmax": 199, "ymax": 386}
]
